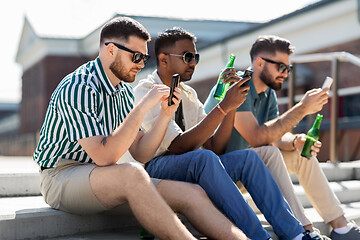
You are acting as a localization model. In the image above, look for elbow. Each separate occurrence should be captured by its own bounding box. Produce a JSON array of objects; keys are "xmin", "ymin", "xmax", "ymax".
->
[
  {"xmin": 92, "ymin": 151, "xmax": 122, "ymax": 167},
  {"xmin": 93, "ymin": 156, "xmax": 118, "ymax": 166},
  {"xmin": 133, "ymin": 155, "xmax": 150, "ymax": 165},
  {"xmin": 247, "ymin": 137, "xmax": 269, "ymax": 148}
]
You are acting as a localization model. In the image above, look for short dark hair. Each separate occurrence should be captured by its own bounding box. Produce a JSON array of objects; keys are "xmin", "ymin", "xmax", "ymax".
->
[
  {"xmin": 250, "ymin": 35, "xmax": 295, "ymax": 62},
  {"xmin": 100, "ymin": 16, "xmax": 150, "ymax": 45},
  {"xmin": 155, "ymin": 27, "xmax": 197, "ymax": 65}
]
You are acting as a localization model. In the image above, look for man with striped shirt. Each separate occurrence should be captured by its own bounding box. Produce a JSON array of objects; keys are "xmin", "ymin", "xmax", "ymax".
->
[{"xmin": 33, "ymin": 17, "xmax": 248, "ymax": 240}]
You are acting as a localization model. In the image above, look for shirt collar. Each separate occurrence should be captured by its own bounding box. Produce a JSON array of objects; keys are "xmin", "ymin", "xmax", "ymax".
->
[
  {"xmin": 152, "ymin": 70, "xmax": 164, "ymax": 85},
  {"xmin": 248, "ymin": 77, "xmax": 269, "ymax": 101},
  {"xmin": 94, "ymin": 57, "xmax": 124, "ymax": 96}
]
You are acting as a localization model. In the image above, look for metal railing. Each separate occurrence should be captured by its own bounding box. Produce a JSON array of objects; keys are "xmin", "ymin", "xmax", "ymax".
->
[{"xmin": 288, "ymin": 52, "xmax": 360, "ymax": 163}]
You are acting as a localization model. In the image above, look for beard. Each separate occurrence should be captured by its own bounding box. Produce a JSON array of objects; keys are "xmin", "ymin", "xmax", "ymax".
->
[
  {"xmin": 179, "ymin": 66, "xmax": 195, "ymax": 83},
  {"xmin": 109, "ymin": 57, "xmax": 140, "ymax": 83},
  {"xmin": 260, "ymin": 65, "xmax": 283, "ymax": 91}
]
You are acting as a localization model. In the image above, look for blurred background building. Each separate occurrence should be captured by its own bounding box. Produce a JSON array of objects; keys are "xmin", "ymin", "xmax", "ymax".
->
[{"xmin": 4, "ymin": 0, "xmax": 360, "ymax": 162}]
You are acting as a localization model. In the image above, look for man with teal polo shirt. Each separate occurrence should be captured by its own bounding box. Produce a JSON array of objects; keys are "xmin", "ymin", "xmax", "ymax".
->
[
  {"xmin": 204, "ymin": 35, "xmax": 360, "ymax": 240},
  {"xmin": 33, "ymin": 17, "xmax": 249, "ymax": 240}
]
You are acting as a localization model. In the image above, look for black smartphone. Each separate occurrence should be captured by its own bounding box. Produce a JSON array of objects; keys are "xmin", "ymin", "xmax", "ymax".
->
[
  {"xmin": 168, "ymin": 74, "xmax": 180, "ymax": 106},
  {"xmin": 241, "ymin": 69, "xmax": 253, "ymax": 86}
]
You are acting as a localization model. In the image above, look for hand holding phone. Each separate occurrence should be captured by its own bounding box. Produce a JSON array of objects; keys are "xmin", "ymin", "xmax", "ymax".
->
[
  {"xmin": 241, "ymin": 69, "xmax": 253, "ymax": 86},
  {"xmin": 322, "ymin": 76, "xmax": 333, "ymax": 89},
  {"xmin": 168, "ymin": 74, "xmax": 180, "ymax": 106}
]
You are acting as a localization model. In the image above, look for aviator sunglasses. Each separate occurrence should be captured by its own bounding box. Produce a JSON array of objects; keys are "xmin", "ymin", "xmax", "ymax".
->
[
  {"xmin": 105, "ymin": 42, "xmax": 150, "ymax": 64},
  {"xmin": 261, "ymin": 57, "xmax": 293, "ymax": 73},
  {"xmin": 168, "ymin": 52, "xmax": 200, "ymax": 64}
]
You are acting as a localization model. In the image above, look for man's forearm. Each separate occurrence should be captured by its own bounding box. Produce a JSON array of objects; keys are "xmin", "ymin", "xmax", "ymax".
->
[
  {"xmin": 87, "ymin": 104, "xmax": 149, "ymax": 166},
  {"xmin": 131, "ymin": 111, "xmax": 172, "ymax": 163},
  {"xmin": 203, "ymin": 109, "xmax": 235, "ymax": 155},
  {"xmin": 168, "ymin": 106, "xmax": 226, "ymax": 154},
  {"xmin": 262, "ymin": 102, "xmax": 306, "ymax": 145}
]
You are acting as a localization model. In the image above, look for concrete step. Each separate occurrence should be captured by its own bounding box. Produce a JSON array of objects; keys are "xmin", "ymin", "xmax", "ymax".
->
[
  {"xmin": 0, "ymin": 196, "xmax": 138, "ymax": 240},
  {"xmin": 290, "ymin": 160, "xmax": 360, "ymax": 183},
  {"xmin": 1, "ymin": 157, "xmax": 360, "ymax": 239},
  {"xmin": 1, "ymin": 156, "xmax": 359, "ymax": 198},
  {"xmin": 1, "ymin": 156, "xmax": 359, "ymax": 197},
  {"xmin": 258, "ymin": 201, "xmax": 360, "ymax": 240},
  {"xmin": 244, "ymin": 180, "xmax": 360, "ymax": 217},
  {"xmin": 0, "ymin": 195, "xmax": 276, "ymax": 240},
  {"xmin": 1, "ymin": 195, "xmax": 360, "ymax": 240},
  {"xmin": 0, "ymin": 196, "xmax": 203, "ymax": 240},
  {"xmin": 245, "ymin": 179, "xmax": 360, "ymax": 214},
  {"xmin": 293, "ymin": 180, "xmax": 360, "ymax": 207},
  {"xmin": 0, "ymin": 156, "xmax": 39, "ymax": 197}
]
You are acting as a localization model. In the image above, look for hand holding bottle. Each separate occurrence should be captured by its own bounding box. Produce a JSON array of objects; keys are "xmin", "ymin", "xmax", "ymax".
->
[
  {"xmin": 294, "ymin": 133, "xmax": 322, "ymax": 158},
  {"xmin": 299, "ymin": 114, "xmax": 323, "ymax": 158},
  {"xmin": 213, "ymin": 54, "xmax": 236, "ymax": 100},
  {"xmin": 219, "ymin": 76, "xmax": 250, "ymax": 113}
]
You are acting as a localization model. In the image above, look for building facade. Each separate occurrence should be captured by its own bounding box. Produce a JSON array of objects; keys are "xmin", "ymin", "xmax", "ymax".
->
[{"xmin": 14, "ymin": 0, "xmax": 360, "ymax": 160}]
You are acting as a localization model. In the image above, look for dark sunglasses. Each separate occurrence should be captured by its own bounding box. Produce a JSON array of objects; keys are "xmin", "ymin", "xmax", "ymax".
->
[
  {"xmin": 168, "ymin": 52, "xmax": 200, "ymax": 64},
  {"xmin": 261, "ymin": 57, "xmax": 293, "ymax": 73},
  {"xmin": 105, "ymin": 42, "xmax": 150, "ymax": 64}
]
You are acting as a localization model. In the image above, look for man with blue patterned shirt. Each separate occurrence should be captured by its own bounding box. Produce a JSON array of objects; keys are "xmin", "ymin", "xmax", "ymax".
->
[{"xmin": 34, "ymin": 17, "xmax": 249, "ymax": 240}]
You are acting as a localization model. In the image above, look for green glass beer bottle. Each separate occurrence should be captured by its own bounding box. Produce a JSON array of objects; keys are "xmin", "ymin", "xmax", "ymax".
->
[
  {"xmin": 300, "ymin": 114, "xmax": 323, "ymax": 158},
  {"xmin": 213, "ymin": 54, "xmax": 236, "ymax": 100},
  {"xmin": 140, "ymin": 226, "xmax": 155, "ymax": 239}
]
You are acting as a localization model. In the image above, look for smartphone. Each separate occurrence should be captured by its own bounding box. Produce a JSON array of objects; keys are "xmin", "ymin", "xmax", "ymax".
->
[
  {"xmin": 168, "ymin": 74, "xmax": 180, "ymax": 106},
  {"xmin": 322, "ymin": 76, "xmax": 333, "ymax": 89},
  {"xmin": 241, "ymin": 69, "xmax": 253, "ymax": 86}
]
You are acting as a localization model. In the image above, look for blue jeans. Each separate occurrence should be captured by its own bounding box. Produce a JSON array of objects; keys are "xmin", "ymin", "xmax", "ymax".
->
[{"xmin": 145, "ymin": 149, "xmax": 304, "ymax": 240}]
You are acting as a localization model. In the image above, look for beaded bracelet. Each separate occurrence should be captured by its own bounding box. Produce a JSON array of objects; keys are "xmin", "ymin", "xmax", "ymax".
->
[{"xmin": 216, "ymin": 104, "xmax": 227, "ymax": 116}]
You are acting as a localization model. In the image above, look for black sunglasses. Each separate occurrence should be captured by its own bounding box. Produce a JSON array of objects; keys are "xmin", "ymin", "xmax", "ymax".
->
[
  {"xmin": 105, "ymin": 42, "xmax": 150, "ymax": 64},
  {"xmin": 168, "ymin": 52, "xmax": 200, "ymax": 64},
  {"xmin": 261, "ymin": 57, "xmax": 293, "ymax": 73}
]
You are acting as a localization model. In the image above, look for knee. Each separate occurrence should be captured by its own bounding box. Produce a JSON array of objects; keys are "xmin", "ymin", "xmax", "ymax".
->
[
  {"xmin": 244, "ymin": 149, "xmax": 264, "ymax": 163},
  {"xmin": 262, "ymin": 146, "xmax": 283, "ymax": 164},
  {"xmin": 188, "ymin": 184, "xmax": 207, "ymax": 198},
  {"xmin": 267, "ymin": 146, "xmax": 282, "ymax": 157},
  {"xmin": 241, "ymin": 149, "xmax": 268, "ymax": 169},
  {"xmin": 194, "ymin": 149, "xmax": 220, "ymax": 166},
  {"xmin": 180, "ymin": 184, "xmax": 208, "ymax": 210},
  {"xmin": 114, "ymin": 163, "xmax": 150, "ymax": 186},
  {"xmin": 198, "ymin": 150, "xmax": 229, "ymax": 172}
]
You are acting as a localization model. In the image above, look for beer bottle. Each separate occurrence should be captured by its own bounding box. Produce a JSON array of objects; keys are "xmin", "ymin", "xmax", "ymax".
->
[
  {"xmin": 213, "ymin": 54, "xmax": 236, "ymax": 100},
  {"xmin": 300, "ymin": 114, "xmax": 323, "ymax": 158},
  {"xmin": 140, "ymin": 226, "xmax": 155, "ymax": 239}
]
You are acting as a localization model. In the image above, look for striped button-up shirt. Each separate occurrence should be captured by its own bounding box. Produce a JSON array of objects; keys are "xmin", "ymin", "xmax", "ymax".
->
[{"xmin": 33, "ymin": 57, "xmax": 135, "ymax": 167}]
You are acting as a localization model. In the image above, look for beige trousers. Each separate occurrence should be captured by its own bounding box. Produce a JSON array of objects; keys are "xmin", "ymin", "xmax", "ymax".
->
[{"xmin": 252, "ymin": 146, "xmax": 344, "ymax": 225}]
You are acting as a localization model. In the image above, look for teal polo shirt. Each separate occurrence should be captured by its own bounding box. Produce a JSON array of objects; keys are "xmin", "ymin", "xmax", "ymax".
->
[{"xmin": 204, "ymin": 76, "xmax": 279, "ymax": 152}]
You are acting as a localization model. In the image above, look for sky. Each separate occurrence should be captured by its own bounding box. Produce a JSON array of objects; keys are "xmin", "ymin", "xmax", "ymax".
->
[{"xmin": 1, "ymin": 0, "xmax": 319, "ymax": 103}]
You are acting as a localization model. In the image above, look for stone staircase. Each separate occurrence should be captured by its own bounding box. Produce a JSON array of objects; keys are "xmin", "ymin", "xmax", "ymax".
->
[{"xmin": 1, "ymin": 156, "xmax": 360, "ymax": 240}]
